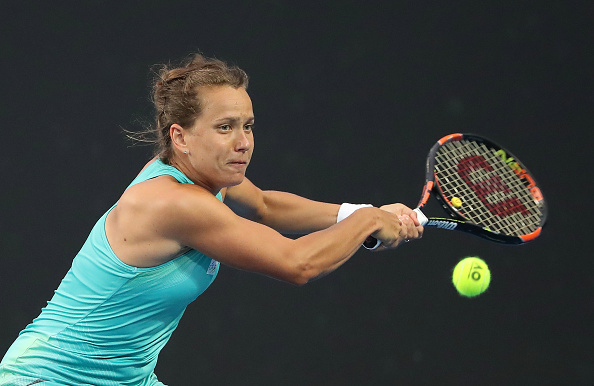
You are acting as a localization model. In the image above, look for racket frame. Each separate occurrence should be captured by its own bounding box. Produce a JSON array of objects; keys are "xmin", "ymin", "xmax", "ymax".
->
[{"xmin": 415, "ymin": 133, "xmax": 547, "ymax": 245}]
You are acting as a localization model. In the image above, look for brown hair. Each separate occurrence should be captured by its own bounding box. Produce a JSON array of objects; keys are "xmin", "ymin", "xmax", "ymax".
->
[{"xmin": 129, "ymin": 53, "xmax": 249, "ymax": 164}]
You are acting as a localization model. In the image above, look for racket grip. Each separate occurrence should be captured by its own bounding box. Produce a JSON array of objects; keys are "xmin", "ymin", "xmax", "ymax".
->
[
  {"xmin": 364, "ymin": 209, "xmax": 427, "ymax": 249},
  {"xmin": 363, "ymin": 236, "xmax": 381, "ymax": 250},
  {"xmin": 414, "ymin": 208, "xmax": 428, "ymax": 226}
]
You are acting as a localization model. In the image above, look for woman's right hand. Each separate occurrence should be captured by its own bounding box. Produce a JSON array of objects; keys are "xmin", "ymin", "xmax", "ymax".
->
[{"xmin": 369, "ymin": 205, "xmax": 423, "ymax": 250}]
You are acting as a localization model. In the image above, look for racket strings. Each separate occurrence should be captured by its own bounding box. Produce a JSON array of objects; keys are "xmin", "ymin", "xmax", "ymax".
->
[{"xmin": 434, "ymin": 140, "xmax": 544, "ymax": 236}]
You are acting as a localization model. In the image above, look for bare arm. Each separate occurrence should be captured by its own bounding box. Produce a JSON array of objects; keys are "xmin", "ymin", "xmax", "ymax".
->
[
  {"xmin": 223, "ymin": 177, "xmax": 340, "ymax": 234},
  {"xmin": 162, "ymin": 183, "xmax": 409, "ymax": 285},
  {"xmin": 109, "ymin": 176, "xmax": 421, "ymax": 285}
]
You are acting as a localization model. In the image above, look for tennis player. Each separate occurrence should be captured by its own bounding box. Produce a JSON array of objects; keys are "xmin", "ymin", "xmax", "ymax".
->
[{"xmin": 0, "ymin": 53, "xmax": 423, "ymax": 386}]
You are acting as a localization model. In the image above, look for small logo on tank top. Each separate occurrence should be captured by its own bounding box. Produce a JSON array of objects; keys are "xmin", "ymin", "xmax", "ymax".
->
[{"xmin": 207, "ymin": 259, "xmax": 219, "ymax": 275}]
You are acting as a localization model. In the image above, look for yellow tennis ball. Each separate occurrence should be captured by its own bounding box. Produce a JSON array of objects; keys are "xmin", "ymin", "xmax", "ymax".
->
[
  {"xmin": 451, "ymin": 196, "xmax": 462, "ymax": 207},
  {"xmin": 452, "ymin": 257, "xmax": 490, "ymax": 297}
]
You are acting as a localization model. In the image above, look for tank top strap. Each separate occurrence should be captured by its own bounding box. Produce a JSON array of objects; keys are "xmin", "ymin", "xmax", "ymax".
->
[
  {"xmin": 124, "ymin": 159, "xmax": 222, "ymax": 201},
  {"xmin": 127, "ymin": 159, "xmax": 193, "ymax": 187}
]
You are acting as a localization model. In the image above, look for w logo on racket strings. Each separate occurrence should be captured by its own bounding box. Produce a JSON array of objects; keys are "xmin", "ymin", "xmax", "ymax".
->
[{"xmin": 456, "ymin": 155, "xmax": 529, "ymax": 217}]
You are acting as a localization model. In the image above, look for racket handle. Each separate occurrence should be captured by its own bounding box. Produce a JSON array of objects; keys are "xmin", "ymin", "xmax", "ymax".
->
[{"xmin": 414, "ymin": 208, "xmax": 428, "ymax": 226}]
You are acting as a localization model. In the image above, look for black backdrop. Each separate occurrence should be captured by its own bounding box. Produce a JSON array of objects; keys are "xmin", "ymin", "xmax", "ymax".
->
[{"xmin": 1, "ymin": 1, "xmax": 592, "ymax": 385}]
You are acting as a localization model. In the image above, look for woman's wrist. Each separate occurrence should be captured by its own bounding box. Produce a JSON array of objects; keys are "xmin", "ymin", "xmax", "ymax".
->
[{"xmin": 336, "ymin": 203, "xmax": 381, "ymax": 250}]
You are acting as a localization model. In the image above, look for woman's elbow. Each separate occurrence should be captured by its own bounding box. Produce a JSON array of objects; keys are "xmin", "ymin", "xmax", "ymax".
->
[
  {"xmin": 272, "ymin": 243, "xmax": 324, "ymax": 286},
  {"xmin": 284, "ymin": 260, "xmax": 320, "ymax": 286}
]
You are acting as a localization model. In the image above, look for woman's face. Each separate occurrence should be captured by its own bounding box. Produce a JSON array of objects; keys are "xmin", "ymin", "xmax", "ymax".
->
[{"xmin": 181, "ymin": 85, "xmax": 255, "ymax": 192}]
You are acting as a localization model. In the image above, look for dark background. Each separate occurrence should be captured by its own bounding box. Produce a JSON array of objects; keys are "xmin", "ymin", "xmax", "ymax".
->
[{"xmin": 1, "ymin": 1, "xmax": 592, "ymax": 385}]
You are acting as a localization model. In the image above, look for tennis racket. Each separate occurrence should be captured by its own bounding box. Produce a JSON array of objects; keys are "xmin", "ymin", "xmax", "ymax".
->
[{"xmin": 370, "ymin": 133, "xmax": 547, "ymax": 246}]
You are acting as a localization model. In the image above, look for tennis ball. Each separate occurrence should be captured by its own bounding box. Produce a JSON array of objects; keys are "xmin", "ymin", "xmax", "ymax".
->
[{"xmin": 452, "ymin": 257, "xmax": 490, "ymax": 297}]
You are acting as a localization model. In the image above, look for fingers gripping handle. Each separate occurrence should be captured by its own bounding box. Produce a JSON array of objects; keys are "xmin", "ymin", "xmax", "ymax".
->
[
  {"xmin": 363, "ymin": 208, "xmax": 428, "ymax": 250},
  {"xmin": 414, "ymin": 208, "xmax": 428, "ymax": 226},
  {"xmin": 341, "ymin": 204, "xmax": 427, "ymax": 250}
]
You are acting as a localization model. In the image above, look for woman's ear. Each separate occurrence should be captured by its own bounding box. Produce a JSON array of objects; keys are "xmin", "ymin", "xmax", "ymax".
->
[{"xmin": 169, "ymin": 124, "xmax": 188, "ymax": 154}]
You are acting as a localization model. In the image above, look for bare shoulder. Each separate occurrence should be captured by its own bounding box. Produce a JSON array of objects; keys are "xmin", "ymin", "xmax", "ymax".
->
[
  {"xmin": 119, "ymin": 175, "xmax": 198, "ymax": 210},
  {"xmin": 106, "ymin": 175, "xmax": 225, "ymax": 267},
  {"xmin": 107, "ymin": 174, "xmax": 296, "ymax": 275}
]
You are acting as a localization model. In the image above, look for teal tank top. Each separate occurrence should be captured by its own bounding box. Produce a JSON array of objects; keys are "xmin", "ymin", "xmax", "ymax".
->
[{"xmin": 0, "ymin": 159, "xmax": 221, "ymax": 386}]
